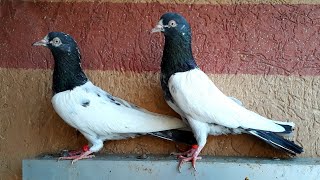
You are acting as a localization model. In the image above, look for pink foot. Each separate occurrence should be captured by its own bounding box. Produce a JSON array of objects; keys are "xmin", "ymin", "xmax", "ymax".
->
[
  {"xmin": 65, "ymin": 145, "xmax": 90, "ymax": 156},
  {"xmin": 176, "ymin": 145, "xmax": 203, "ymax": 172},
  {"xmin": 58, "ymin": 145, "xmax": 94, "ymax": 164},
  {"xmin": 58, "ymin": 150, "xmax": 95, "ymax": 164},
  {"xmin": 171, "ymin": 145, "xmax": 198, "ymax": 157},
  {"xmin": 178, "ymin": 155, "xmax": 202, "ymax": 172}
]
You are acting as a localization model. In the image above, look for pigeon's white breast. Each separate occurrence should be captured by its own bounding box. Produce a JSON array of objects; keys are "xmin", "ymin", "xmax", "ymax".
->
[{"xmin": 51, "ymin": 88, "xmax": 86, "ymax": 130}]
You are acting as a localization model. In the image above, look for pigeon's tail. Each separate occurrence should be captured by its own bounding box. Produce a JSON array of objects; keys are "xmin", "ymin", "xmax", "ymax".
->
[
  {"xmin": 247, "ymin": 129, "xmax": 303, "ymax": 155},
  {"xmin": 272, "ymin": 121, "xmax": 295, "ymax": 134},
  {"xmin": 148, "ymin": 129, "xmax": 197, "ymax": 145}
]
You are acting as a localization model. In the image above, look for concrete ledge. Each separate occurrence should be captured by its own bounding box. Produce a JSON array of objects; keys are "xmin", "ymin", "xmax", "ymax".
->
[{"xmin": 23, "ymin": 155, "xmax": 320, "ymax": 180}]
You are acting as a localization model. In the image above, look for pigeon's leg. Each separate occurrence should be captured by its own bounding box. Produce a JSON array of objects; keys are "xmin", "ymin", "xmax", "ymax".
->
[
  {"xmin": 171, "ymin": 144, "xmax": 198, "ymax": 157},
  {"xmin": 67, "ymin": 149, "xmax": 82, "ymax": 156},
  {"xmin": 58, "ymin": 150, "xmax": 95, "ymax": 163},
  {"xmin": 59, "ymin": 138, "xmax": 103, "ymax": 164},
  {"xmin": 177, "ymin": 145, "xmax": 203, "ymax": 172},
  {"xmin": 58, "ymin": 145, "xmax": 94, "ymax": 163},
  {"xmin": 71, "ymin": 150, "xmax": 94, "ymax": 164},
  {"xmin": 67, "ymin": 145, "xmax": 90, "ymax": 156}
]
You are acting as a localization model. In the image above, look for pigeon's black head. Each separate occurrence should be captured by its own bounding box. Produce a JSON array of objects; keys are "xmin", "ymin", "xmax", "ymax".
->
[
  {"xmin": 33, "ymin": 32, "xmax": 79, "ymax": 56},
  {"xmin": 152, "ymin": 13, "xmax": 197, "ymax": 84},
  {"xmin": 33, "ymin": 32, "xmax": 87, "ymax": 94},
  {"xmin": 152, "ymin": 12, "xmax": 191, "ymax": 38}
]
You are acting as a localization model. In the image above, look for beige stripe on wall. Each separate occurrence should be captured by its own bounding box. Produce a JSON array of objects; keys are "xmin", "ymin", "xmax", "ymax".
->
[
  {"xmin": 0, "ymin": 68, "xmax": 317, "ymax": 158},
  {"xmin": 0, "ymin": 67, "xmax": 317, "ymax": 179}
]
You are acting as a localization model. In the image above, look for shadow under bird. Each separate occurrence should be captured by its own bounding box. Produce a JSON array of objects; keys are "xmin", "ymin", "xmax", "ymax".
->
[
  {"xmin": 152, "ymin": 12, "xmax": 303, "ymax": 170},
  {"xmin": 32, "ymin": 31, "xmax": 198, "ymax": 163}
]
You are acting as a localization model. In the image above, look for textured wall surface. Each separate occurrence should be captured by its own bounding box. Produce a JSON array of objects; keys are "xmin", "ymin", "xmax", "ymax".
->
[{"xmin": 1, "ymin": 0, "xmax": 320, "ymax": 179}]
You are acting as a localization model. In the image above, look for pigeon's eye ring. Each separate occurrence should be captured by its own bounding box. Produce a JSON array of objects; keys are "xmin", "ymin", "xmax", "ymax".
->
[
  {"xmin": 51, "ymin": 37, "xmax": 62, "ymax": 46},
  {"xmin": 168, "ymin": 20, "xmax": 177, "ymax": 27}
]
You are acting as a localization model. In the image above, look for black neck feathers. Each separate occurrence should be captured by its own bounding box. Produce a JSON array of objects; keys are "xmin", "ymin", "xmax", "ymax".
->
[
  {"xmin": 161, "ymin": 35, "xmax": 197, "ymax": 76},
  {"xmin": 52, "ymin": 48, "xmax": 87, "ymax": 94},
  {"xmin": 160, "ymin": 34, "xmax": 197, "ymax": 101}
]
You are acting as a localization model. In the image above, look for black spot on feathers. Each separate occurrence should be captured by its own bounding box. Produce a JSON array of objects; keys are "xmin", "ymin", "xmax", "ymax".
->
[
  {"xmin": 82, "ymin": 100, "xmax": 90, "ymax": 107},
  {"xmin": 105, "ymin": 93, "xmax": 121, "ymax": 106},
  {"xmin": 107, "ymin": 94, "xmax": 115, "ymax": 101}
]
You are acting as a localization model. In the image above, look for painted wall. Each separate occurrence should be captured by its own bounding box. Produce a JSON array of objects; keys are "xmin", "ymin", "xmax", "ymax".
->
[{"xmin": 1, "ymin": 0, "xmax": 319, "ymax": 179}]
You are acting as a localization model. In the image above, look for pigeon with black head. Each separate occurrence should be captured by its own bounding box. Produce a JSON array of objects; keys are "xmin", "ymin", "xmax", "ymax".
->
[
  {"xmin": 152, "ymin": 12, "xmax": 303, "ymax": 171},
  {"xmin": 33, "ymin": 32, "xmax": 197, "ymax": 163}
]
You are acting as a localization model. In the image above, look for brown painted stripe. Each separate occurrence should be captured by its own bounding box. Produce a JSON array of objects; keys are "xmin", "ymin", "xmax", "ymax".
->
[
  {"xmin": 1, "ymin": 1, "xmax": 320, "ymax": 75},
  {"xmin": 20, "ymin": 0, "xmax": 320, "ymax": 5}
]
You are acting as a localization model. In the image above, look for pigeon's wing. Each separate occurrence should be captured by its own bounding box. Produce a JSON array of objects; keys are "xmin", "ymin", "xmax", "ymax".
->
[
  {"xmin": 52, "ymin": 82, "xmax": 187, "ymax": 135},
  {"xmin": 168, "ymin": 69, "xmax": 286, "ymax": 132},
  {"xmin": 166, "ymin": 96, "xmax": 243, "ymax": 118},
  {"xmin": 92, "ymin": 84, "xmax": 151, "ymax": 113}
]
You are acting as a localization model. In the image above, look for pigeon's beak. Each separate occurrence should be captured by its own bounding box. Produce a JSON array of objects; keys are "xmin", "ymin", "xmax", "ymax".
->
[
  {"xmin": 151, "ymin": 19, "xmax": 164, "ymax": 33},
  {"xmin": 32, "ymin": 35, "xmax": 49, "ymax": 47}
]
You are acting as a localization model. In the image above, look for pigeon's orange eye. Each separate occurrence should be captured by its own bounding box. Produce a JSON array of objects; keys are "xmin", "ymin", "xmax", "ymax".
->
[{"xmin": 168, "ymin": 20, "xmax": 177, "ymax": 27}]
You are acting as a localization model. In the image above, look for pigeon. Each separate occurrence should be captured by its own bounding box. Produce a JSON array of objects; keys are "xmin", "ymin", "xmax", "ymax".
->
[
  {"xmin": 152, "ymin": 12, "xmax": 303, "ymax": 170},
  {"xmin": 32, "ymin": 31, "xmax": 200, "ymax": 163}
]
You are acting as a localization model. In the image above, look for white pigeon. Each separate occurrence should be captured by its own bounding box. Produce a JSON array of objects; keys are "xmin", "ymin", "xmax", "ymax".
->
[
  {"xmin": 32, "ymin": 31, "xmax": 199, "ymax": 163},
  {"xmin": 152, "ymin": 12, "xmax": 303, "ymax": 170}
]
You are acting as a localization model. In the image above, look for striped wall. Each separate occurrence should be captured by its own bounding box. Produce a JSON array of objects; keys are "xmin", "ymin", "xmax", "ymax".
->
[
  {"xmin": 1, "ymin": 0, "xmax": 320, "ymax": 179},
  {"xmin": 2, "ymin": 1, "xmax": 320, "ymax": 75}
]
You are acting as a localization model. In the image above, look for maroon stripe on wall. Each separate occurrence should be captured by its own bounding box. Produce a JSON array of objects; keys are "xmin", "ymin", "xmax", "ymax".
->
[{"xmin": 1, "ymin": 1, "xmax": 320, "ymax": 75}]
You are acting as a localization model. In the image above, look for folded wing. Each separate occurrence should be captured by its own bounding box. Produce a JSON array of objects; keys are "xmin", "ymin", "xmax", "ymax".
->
[
  {"xmin": 52, "ymin": 82, "xmax": 187, "ymax": 136},
  {"xmin": 168, "ymin": 69, "xmax": 287, "ymax": 132}
]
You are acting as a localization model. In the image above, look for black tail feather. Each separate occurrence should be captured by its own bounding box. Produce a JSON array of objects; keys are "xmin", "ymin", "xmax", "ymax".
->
[
  {"xmin": 275, "ymin": 123, "xmax": 294, "ymax": 134},
  {"xmin": 148, "ymin": 129, "xmax": 197, "ymax": 145},
  {"xmin": 248, "ymin": 129, "xmax": 303, "ymax": 155}
]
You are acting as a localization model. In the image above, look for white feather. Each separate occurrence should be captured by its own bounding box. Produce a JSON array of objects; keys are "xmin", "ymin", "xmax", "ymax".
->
[
  {"xmin": 168, "ymin": 69, "xmax": 287, "ymax": 133},
  {"xmin": 166, "ymin": 99, "xmax": 243, "ymax": 137},
  {"xmin": 51, "ymin": 81, "xmax": 187, "ymax": 151}
]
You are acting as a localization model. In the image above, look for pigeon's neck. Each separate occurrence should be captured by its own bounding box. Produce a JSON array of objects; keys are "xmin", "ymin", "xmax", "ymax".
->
[
  {"xmin": 52, "ymin": 49, "xmax": 88, "ymax": 94},
  {"xmin": 161, "ymin": 35, "xmax": 197, "ymax": 77},
  {"xmin": 160, "ymin": 35, "xmax": 198, "ymax": 101}
]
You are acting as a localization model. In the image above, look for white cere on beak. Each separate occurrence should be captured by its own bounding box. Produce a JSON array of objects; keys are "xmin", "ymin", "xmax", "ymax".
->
[
  {"xmin": 44, "ymin": 35, "xmax": 49, "ymax": 42},
  {"xmin": 151, "ymin": 19, "xmax": 178, "ymax": 33},
  {"xmin": 152, "ymin": 19, "xmax": 165, "ymax": 33}
]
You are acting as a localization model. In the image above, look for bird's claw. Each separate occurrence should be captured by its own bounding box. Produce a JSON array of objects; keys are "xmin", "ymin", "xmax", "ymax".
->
[
  {"xmin": 171, "ymin": 145, "xmax": 198, "ymax": 157},
  {"xmin": 177, "ymin": 155, "xmax": 202, "ymax": 172},
  {"xmin": 171, "ymin": 151, "xmax": 193, "ymax": 157},
  {"xmin": 191, "ymin": 156, "xmax": 202, "ymax": 170},
  {"xmin": 57, "ymin": 150, "xmax": 94, "ymax": 164},
  {"xmin": 71, "ymin": 155, "xmax": 95, "ymax": 164}
]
